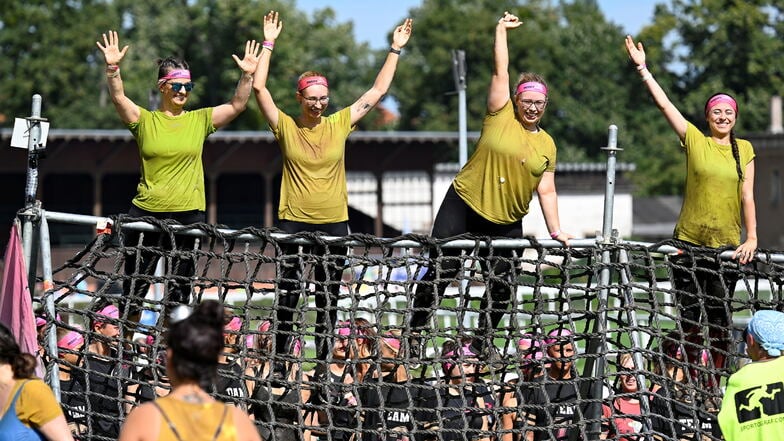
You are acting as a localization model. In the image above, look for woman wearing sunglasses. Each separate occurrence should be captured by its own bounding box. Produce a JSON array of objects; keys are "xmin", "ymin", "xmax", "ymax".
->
[
  {"xmin": 95, "ymin": 31, "xmax": 261, "ymax": 310},
  {"xmin": 252, "ymin": 11, "xmax": 413, "ymax": 362}
]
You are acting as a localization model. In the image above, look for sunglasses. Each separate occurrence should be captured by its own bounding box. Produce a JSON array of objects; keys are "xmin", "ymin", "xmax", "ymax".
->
[{"xmin": 169, "ymin": 82, "xmax": 195, "ymax": 93}]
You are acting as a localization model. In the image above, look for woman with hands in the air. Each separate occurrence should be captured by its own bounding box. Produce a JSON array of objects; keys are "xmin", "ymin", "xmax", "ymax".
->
[
  {"xmin": 410, "ymin": 12, "xmax": 572, "ymax": 352},
  {"xmin": 625, "ymin": 35, "xmax": 758, "ymax": 378},
  {"xmin": 96, "ymin": 31, "xmax": 261, "ymax": 312},
  {"xmin": 252, "ymin": 11, "xmax": 413, "ymax": 362}
]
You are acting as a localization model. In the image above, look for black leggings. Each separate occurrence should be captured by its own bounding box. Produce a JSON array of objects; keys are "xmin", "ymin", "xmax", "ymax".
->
[
  {"xmin": 670, "ymin": 241, "xmax": 739, "ymax": 370},
  {"xmin": 411, "ymin": 185, "xmax": 523, "ymax": 335},
  {"xmin": 122, "ymin": 206, "xmax": 205, "ymax": 311},
  {"xmin": 276, "ymin": 220, "xmax": 348, "ymax": 360}
]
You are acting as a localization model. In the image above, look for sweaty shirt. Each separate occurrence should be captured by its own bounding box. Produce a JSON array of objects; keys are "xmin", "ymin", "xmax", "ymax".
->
[
  {"xmin": 453, "ymin": 100, "xmax": 556, "ymax": 225},
  {"xmin": 675, "ymin": 122, "xmax": 755, "ymax": 247},
  {"xmin": 272, "ymin": 107, "xmax": 355, "ymax": 223}
]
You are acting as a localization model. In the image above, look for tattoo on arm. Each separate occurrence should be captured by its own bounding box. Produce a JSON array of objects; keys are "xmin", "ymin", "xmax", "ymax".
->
[{"xmin": 354, "ymin": 100, "xmax": 373, "ymax": 117}]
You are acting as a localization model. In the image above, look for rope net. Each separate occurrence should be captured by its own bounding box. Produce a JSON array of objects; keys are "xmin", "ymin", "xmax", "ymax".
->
[{"xmin": 36, "ymin": 216, "xmax": 784, "ymax": 441}]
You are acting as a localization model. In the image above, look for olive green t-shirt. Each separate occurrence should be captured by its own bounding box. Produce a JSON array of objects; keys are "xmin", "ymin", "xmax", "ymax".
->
[
  {"xmin": 717, "ymin": 356, "xmax": 784, "ymax": 441},
  {"xmin": 128, "ymin": 107, "xmax": 215, "ymax": 212},
  {"xmin": 272, "ymin": 107, "xmax": 354, "ymax": 223},
  {"xmin": 674, "ymin": 122, "xmax": 755, "ymax": 247},
  {"xmin": 453, "ymin": 100, "xmax": 557, "ymax": 225}
]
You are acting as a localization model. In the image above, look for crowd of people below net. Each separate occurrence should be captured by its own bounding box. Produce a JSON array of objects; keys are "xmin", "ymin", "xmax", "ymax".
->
[{"xmin": 30, "ymin": 299, "xmax": 784, "ymax": 441}]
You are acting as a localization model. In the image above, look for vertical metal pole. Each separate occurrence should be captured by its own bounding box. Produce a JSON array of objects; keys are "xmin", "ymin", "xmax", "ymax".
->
[
  {"xmin": 584, "ymin": 125, "xmax": 621, "ymax": 438},
  {"xmin": 452, "ymin": 50, "xmax": 468, "ymax": 167},
  {"xmin": 22, "ymin": 95, "xmax": 45, "ymax": 295},
  {"xmin": 618, "ymin": 249, "xmax": 654, "ymax": 441},
  {"xmin": 601, "ymin": 125, "xmax": 620, "ymax": 237},
  {"xmin": 39, "ymin": 213, "xmax": 61, "ymax": 399}
]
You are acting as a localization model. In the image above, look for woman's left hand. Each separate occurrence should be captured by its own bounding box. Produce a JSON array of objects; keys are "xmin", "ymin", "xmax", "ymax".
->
[
  {"xmin": 732, "ymin": 238, "xmax": 758, "ymax": 265},
  {"xmin": 391, "ymin": 18, "xmax": 413, "ymax": 50},
  {"xmin": 232, "ymin": 40, "xmax": 262, "ymax": 75}
]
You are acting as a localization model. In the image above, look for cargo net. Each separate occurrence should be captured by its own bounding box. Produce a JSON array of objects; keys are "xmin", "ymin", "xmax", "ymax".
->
[{"xmin": 35, "ymin": 215, "xmax": 784, "ymax": 441}]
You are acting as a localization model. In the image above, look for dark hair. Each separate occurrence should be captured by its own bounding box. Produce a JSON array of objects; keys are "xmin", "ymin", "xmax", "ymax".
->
[
  {"xmin": 166, "ymin": 300, "xmax": 223, "ymax": 389},
  {"xmin": 157, "ymin": 57, "xmax": 190, "ymax": 80},
  {"xmin": 0, "ymin": 323, "xmax": 37, "ymax": 379},
  {"xmin": 704, "ymin": 92, "xmax": 743, "ymax": 182}
]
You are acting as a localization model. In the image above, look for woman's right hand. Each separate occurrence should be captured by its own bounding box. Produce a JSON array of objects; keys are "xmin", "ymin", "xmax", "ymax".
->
[
  {"xmin": 624, "ymin": 35, "xmax": 646, "ymax": 67},
  {"xmin": 263, "ymin": 10, "xmax": 283, "ymax": 42},
  {"xmin": 96, "ymin": 30, "xmax": 129, "ymax": 65},
  {"xmin": 498, "ymin": 11, "xmax": 522, "ymax": 29}
]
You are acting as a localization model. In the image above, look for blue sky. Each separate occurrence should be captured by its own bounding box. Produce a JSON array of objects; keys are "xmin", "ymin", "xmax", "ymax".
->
[{"xmin": 294, "ymin": 0, "xmax": 660, "ymax": 49}]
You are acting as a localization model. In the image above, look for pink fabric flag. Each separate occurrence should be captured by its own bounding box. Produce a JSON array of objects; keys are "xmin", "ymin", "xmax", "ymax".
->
[{"xmin": 0, "ymin": 221, "xmax": 38, "ymax": 361}]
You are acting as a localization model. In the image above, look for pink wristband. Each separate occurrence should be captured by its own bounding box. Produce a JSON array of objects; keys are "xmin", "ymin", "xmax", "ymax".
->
[
  {"xmin": 550, "ymin": 230, "xmax": 561, "ymax": 239},
  {"xmin": 262, "ymin": 41, "xmax": 274, "ymax": 51}
]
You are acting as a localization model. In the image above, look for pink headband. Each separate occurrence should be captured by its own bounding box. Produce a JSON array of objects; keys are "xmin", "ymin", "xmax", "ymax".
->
[
  {"xmin": 95, "ymin": 305, "xmax": 119, "ymax": 326},
  {"xmin": 516, "ymin": 81, "xmax": 548, "ymax": 96},
  {"xmin": 58, "ymin": 331, "xmax": 84, "ymax": 350},
  {"xmin": 381, "ymin": 334, "xmax": 401, "ymax": 351},
  {"xmin": 518, "ymin": 335, "xmax": 543, "ymax": 360},
  {"xmin": 706, "ymin": 94, "xmax": 737, "ymax": 114},
  {"xmin": 258, "ymin": 321, "xmax": 271, "ymax": 333},
  {"xmin": 224, "ymin": 317, "xmax": 242, "ymax": 332},
  {"xmin": 545, "ymin": 328, "xmax": 572, "ymax": 345},
  {"xmin": 159, "ymin": 69, "xmax": 192, "ymax": 81},
  {"xmin": 297, "ymin": 75, "xmax": 329, "ymax": 92},
  {"xmin": 443, "ymin": 344, "xmax": 480, "ymax": 372},
  {"xmin": 336, "ymin": 321, "xmax": 368, "ymax": 340},
  {"xmin": 37, "ymin": 313, "xmax": 61, "ymax": 327}
]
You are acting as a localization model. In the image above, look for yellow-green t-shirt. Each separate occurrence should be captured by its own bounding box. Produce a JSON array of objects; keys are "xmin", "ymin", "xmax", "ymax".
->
[
  {"xmin": 453, "ymin": 100, "xmax": 557, "ymax": 224},
  {"xmin": 153, "ymin": 396, "xmax": 238, "ymax": 441},
  {"xmin": 128, "ymin": 107, "xmax": 216, "ymax": 212},
  {"xmin": 0, "ymin": 379, "xmax": 63, "ymax": 430},
  {"xmin": 272, "ymin": 107, "xmax": 355, "ymax": 223},
  {"xmin": 674, "ymin": 122, "xmax": 755, "ymax": 248},
  {"xmin": 717, "ymin": 356, "xmax": 784, "ymax": 441}
]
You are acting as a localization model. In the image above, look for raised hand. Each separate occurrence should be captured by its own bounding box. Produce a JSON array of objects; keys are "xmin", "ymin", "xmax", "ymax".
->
[
  {"xmin": 391, "ymin": 18, "xmax": 413, "ymax": 49},
  {"xmin": 263, "ymin": 10, "xmax": 283, "ymax": 42},
  {"xmin": 625, "ymin": 35, "xmax": 646, "ymax": 67},
  {"xmin": 498, "ymin": 11, "xmax": 522, "ymax": 29},
  {"xmin": 232, "ymin": 40, "xmax": 262, "ymax": 74},
  {"xmin": 96, "ymin": 30, "xmax": 129, "ymax": 65}
]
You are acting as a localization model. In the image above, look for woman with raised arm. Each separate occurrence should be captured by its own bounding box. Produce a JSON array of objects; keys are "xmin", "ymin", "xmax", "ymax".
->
[
  {"xmin": 118, "ymin": 301, "xmax": 260, "ymax": 441},
  {"xmin": 252, "ymin": 11, "xmax": 413, "ymax": 361},
  {"xmin": 625, "ymin": 36, "xmax": 758, "ymax": 376},
  {"xmin": 410, "ymin": 12, "xmax": 571, "ymax": 351},
  {"xmin": 95, "ymin": 31, "xmax": 261, "ymax": 309}
]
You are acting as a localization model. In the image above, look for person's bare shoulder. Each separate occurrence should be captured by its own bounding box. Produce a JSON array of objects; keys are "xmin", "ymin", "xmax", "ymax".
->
[{"xmin": 118, "ymin": 403, "xmax": 160, "ymax": 441}]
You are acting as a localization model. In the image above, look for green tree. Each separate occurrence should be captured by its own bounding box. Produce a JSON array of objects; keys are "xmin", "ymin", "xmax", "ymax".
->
[
  {"xmin": 0, "ymin": 0, "xmax": 382, "ymax": 131},
  {"xmin": 654, "ymin": 0, "xmax": 784, "ymax": 133},
  {"xmin": 0, "ymin": 1, "xmax": 120, "ymax": 128}
]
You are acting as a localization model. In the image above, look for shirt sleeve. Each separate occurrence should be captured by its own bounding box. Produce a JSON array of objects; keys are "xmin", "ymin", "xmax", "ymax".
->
[
  {"xmin": 127, "ymin": 106, "xmax": 149, "ymax": 136},
  {"xmin": 16, "ymin": 379, "xmax": 65, "ymax": 428}
]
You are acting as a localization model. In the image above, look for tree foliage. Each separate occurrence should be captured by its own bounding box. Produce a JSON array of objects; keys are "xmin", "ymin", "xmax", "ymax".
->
[{"xmin": 1, "ymin": 0, "xmax": 782, "ymax": 196}]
